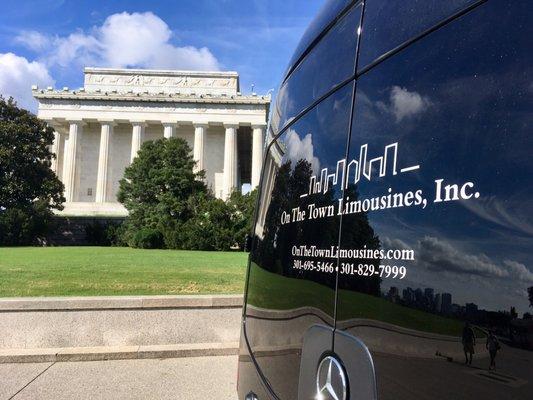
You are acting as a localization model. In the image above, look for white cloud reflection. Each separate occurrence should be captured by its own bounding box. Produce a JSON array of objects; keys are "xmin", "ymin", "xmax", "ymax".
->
[{"xmin": 284, "ymin": 128, "xmax": 320, "ymax": 174}]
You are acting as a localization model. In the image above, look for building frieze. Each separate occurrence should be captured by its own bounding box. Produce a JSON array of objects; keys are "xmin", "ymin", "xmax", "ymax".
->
[
  {"xmin": 36, "ymin": 98, "xmax": 265, "ymax": 115},
  {"xmin": 32, "ymin": 89, "xmax": 269, "ymax": 105}
]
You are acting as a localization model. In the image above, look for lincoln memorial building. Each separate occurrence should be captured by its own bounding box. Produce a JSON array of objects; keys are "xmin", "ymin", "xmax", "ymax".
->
[{"xmin": 32, "ymin": 67, "xmax": 270, "ymax": 217}]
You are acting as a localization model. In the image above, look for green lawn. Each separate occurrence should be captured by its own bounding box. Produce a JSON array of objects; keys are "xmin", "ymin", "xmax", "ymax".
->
[{"xmin": 0, "ymin": 247, "xmax": 248, "ymax": 297}]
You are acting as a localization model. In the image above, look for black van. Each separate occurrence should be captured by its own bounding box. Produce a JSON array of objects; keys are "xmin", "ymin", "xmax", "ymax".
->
[{"xmin": 238, "ymin": 0, "xmax": 532, "ymax": 399}]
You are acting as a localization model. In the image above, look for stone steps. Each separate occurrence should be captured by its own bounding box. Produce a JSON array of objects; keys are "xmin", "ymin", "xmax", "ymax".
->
[
  {"xmin": 0, "ymin": 342, "xmax": 239, "ymax": 363},
  {"xmin": 0, "ymin": 295, "xmax": 243, "ymax": 363}
]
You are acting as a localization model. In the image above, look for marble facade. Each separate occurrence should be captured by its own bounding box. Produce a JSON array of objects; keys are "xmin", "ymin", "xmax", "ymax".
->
[{"xmin": 33, "ymin": 67, "xmax": 270, "ymax": 216}]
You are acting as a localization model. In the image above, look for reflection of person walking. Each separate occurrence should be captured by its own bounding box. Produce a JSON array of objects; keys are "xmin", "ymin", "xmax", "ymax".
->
[
  {"xmin": 486, "ymin": 331, "xmax": 500, "ymax": 370},
  {"xmin": 462, "ymin": 323, "xmax": 476, "ymax": 365}
]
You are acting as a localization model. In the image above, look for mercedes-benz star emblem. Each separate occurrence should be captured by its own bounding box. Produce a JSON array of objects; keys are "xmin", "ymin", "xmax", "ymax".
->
[{"xmin": 315, "ymin": 355, "xmax": 348, "ymax": 400}]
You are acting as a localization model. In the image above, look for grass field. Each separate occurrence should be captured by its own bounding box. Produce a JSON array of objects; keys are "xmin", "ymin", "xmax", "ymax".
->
[{"xmin": 0, "ymin": 247, "xmax": 248, "ymax": 297}]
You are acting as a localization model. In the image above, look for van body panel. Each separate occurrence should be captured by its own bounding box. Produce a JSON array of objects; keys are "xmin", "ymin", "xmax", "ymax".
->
[{"xmin": 239, "ymin": 0, "xmax": 532, "ymax": 398}]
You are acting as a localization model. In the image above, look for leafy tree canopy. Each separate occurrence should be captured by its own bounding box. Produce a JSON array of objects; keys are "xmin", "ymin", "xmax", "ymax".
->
[
  {"xmin": 118, "ymin": 137, "xmax": 256, "ymax": 250},
  {"xmin": 0, "ymin": 96, "xmax": 64, "ymax": 245},
  {"xmin": 0, "ymin": 96, "xmax": 64, "ymax": 211}
]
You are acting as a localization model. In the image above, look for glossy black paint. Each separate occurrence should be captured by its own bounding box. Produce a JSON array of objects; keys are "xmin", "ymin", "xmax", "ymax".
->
[
  {"xmin": 272, "ymin": 3, "xmax": 361, "ymax": 134},
  {"xmin": 239, "ymin": 0, "xmax": 532, "ymax": 399},
  {"xmin": 243, "ymin": 81, "xmax": 354, "ymax": 399},
  {"xmin": 357, "ymin": 0, "xmax": 479, "ymax": 70},
  {"xmin": 285, "ymin": 0, "xmax": 354, "ymax": 78},
  {"xmin": 337, "ymin": 1, "xmax": 532, "ymax": 398}
]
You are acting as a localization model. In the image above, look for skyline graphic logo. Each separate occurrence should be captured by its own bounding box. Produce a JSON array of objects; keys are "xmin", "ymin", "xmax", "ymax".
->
[{"xmin": 300, "ymin": 142, "xmax": 419, "ymax": 198}]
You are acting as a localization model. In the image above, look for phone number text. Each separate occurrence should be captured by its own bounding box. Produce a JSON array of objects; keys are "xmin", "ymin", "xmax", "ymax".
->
[{"xmin": 292, "ymin": 259, "xmax": 407, "ymax": 279}]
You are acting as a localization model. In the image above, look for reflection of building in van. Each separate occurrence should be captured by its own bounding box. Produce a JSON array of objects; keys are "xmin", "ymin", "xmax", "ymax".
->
[{"xmin": 254, "ymin": 139, "xmax": 284, "ymax": 239}]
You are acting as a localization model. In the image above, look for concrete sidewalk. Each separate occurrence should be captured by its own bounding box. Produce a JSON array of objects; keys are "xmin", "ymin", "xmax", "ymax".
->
[{"xmin": 0, "ymin": 356, "xmax": 239, "ymax": 400}]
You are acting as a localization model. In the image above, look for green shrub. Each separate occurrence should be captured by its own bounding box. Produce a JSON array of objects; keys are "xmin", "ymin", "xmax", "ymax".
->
[
  {"xmin": 84, "ymin": 220, "xmax": 126, "ymax": 246},
  {"xmin": 168, "ymin": 193, "xmax": 232, "ymax": 250},
  {"xmin": 0, "ymin": 201, "xmax": 53, "ymax": 246},
  {"xmin": 130, "ymin": 228, "xmax": 164, "ymax": 249},
  {"xmin": 106, "ymin": 222, "xmax": 128, "ymax": 246}
]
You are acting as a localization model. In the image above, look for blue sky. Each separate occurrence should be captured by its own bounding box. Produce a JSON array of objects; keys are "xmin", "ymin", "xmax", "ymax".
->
[{"xmin": 0, "ymin": 0, "xmax": 325, "ymax": 111}]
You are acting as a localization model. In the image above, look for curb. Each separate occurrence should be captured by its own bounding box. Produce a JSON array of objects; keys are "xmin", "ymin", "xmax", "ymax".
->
[
  {"xmin": 0, "ymin": 342, "xmax": 239, "ymax": 363},
  {"xmin": 0, "ymin": 295, "xmax": 244, "ymax": 312}
]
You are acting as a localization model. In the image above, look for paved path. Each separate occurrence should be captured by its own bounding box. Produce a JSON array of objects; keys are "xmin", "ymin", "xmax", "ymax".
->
[{"xmin": 0, "ymin": 356, "xmax": 238, "ymax": 400}]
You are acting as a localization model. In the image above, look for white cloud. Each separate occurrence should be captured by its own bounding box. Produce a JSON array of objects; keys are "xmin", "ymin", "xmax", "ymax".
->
[
  {"xmin": 14, "ymin": 31, "xmax": 51, "ymax": 52},
  {"xmin": 99, "ymin": 12, "xmax": 171, "ymax": 68},
  {"xmin": 284, "ymin": 129, "xmax": 320, "ymax": 174},
  {"xmin": 379, "ymin": 233, "xmax": 532, "ymax": 313},
  {"xmin": 460, "ymin": 196, "xmax": 533, "ymax": 236},
  {"xmin": 16, "ymin": 12, "xmax": 220, "ymax": 71},
  {"xmin": 417, "ymin": 236, "xmax": 509, "ymax": 279},
  {"xmin": 413, "ymin": 236, "xmax": 533, "ymax": 284},
  {"xmin": 0, "ymin": 53, "xmax": 54, "ymax": 111},
  {"xmin": 53, "ymin": 32, "xmax": 102, "ymax": 68},
  {"xmin": 504, "ymin": 260, "xmax": 533, "ymax": 283},
  {"xmin": 387, "ymin": 86, "xmax": 432, "ymax": 122}
]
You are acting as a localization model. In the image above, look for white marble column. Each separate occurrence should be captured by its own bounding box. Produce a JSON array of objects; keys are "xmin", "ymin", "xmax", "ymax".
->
[
  {"xmin": 63, "ymin": 120, "xmax": 83, "ymax": 203},
  {"xmin": 251, "ymin": 124, "xmax": 265, "ymax": 189},
  {"xmin": 95, "ymin": 121, "xmax": 114, "ymax": 203},
  {"xmin": 130, "ymin": 121, "xmax": 146, "ymax": 163},
  {"xmin": 223, "ymin": 123, "xmax": 239, "ymax": 199},
  {"xmin": 50, "ymin": 130, "xmax": 61, "ymax": 173},
  {"xmin": 163, "ymin": 122, "xmax": 177, "ymax": 139},
  {"xmin": 193, "ymin": 123, "xmax": 208, "ymax": 173}
]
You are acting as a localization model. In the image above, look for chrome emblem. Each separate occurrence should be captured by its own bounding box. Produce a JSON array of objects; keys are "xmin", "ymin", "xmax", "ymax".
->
[{"xmin": 315, "ymin": 355, "xmax": 347, "ymax": 400}]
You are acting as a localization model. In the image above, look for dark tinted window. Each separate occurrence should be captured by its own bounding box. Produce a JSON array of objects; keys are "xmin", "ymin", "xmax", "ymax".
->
[
  {"xmin": 286, "ymin": 0, "xmax": 354, "ymax": 74},
  {"xmin": 244, "ymin": 82, "xmax": 354, "ymax": 399},
  {"xmin": 358, "ymin": 0, "xmax": 477, "ymax": 69},
  {"xmin": 271, "ymin": 3, "xmax": 361, "ymax": 134},
  {"xmin": 337, "ymin": 1, "xmax": 532, "ymax": 398}
]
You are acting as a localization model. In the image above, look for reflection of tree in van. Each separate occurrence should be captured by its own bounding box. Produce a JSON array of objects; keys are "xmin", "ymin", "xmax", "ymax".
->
[
  {"xmin": 339, "ymin": 184, "xmax": 382, "ymax": 296},
  {"xmin": 250, "ymin": 157, "xmax": 525, "ymax": 344},
  {"xmin": 252, "ymin": 157, "xmax": 382, "ymax": 296},
  {"xmin": 252, "ymin": 158, "xmax": 340, "ymax": 290}
]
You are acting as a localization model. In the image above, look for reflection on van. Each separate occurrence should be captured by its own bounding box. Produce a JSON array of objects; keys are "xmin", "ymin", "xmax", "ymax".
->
[{"xmin": 238, "ymin": 0, "xmax": 532, "ymax": 399}]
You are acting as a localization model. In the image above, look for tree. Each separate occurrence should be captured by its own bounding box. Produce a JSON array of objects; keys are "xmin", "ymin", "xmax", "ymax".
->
[
  {"xmin": 227, "ymin": 189, "xmax": 258, "ymax": 249},
  {"xmin": 117, "ymin": 137, "xmax": 208, "ymax": 248},
  {"xmin": 0, "ymin": 96, "xmax": 64, "ymax": 245},
  {"xmin": 177, "ymin": 193, "xmax": 236, "ymax": 251},
  {"xmin": 117, "ymin": 137, "xmax": 259, "ymax": 250}
]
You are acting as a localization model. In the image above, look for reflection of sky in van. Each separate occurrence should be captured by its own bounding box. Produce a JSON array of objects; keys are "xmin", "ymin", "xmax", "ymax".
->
[
  {"xmin": 273, "ymin": 4, "xmax": 361, "ymax": 133},
  {"xmin": 357, "ymin": 0, "xmax": 479, "ymax": 69},
  {"xmin": 343, "ymin": 2, "xmax": 532, "ymax": 316},
  {"xmin": 374, "ymin": 221, "xmax": 533, "ymax": 314},
  {"xmin": 278, "ymin": 82, "xmax": 353, "ymax": 174},
  {"xmin": 284, "ymin": 129, "xmax": 320, "ymax": 174}
]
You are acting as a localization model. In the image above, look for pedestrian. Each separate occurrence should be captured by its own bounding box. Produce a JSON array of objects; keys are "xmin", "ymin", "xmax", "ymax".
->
[
  {"xmin": 486, "ymin": 330, "xmax": 500, "ymax": 370},
  {"xmin": 462, "ymin": 322, "xmax": 476, "ymax": 365}
]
